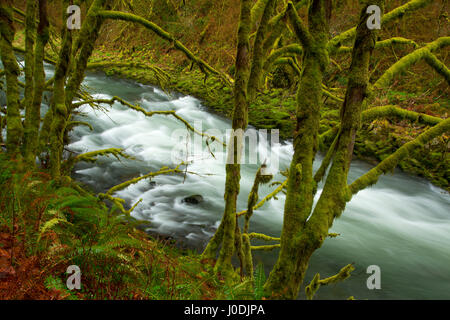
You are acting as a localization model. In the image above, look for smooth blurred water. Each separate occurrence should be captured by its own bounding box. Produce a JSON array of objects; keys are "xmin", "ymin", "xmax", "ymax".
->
[{"xmin": 31, "ymin": 64, "xmax": 450, "ymax": 299}]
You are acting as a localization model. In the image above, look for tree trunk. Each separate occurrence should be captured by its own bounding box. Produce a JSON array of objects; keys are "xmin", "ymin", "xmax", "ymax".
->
[
  {"xmin": 265, "ymin": 0, "xmax": 384, "ymax": 299},
  {"xmin": 49, "ymin": 0, "xmax": 107, "ymax": 179},
  {"xmin": 202, "ymin": 0, "xmax": 252, "ymax": 277},
  {"xmin": 0, "ymin": 1, "xmax": 23, "ymax": 160},
  {"xmin": 24, "ymin": 0, "xmax": 49, "ymax": 166}
]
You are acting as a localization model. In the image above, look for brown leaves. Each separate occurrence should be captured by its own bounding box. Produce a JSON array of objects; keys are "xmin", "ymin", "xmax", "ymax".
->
[{"xmin": 0, "ymin": 230, "xmax": 63, "ymax": 300}]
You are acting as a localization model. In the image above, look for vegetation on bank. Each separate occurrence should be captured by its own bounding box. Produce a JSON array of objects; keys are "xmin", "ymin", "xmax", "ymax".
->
[{"xmin": 0, "ymin": 154, "xmax": 271, "ymax": 300}]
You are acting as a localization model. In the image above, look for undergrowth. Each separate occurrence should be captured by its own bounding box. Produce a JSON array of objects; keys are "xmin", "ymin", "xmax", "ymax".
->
[{"xmin": 0, "ymin": 153, "xmax": 262, "ymax": 300}]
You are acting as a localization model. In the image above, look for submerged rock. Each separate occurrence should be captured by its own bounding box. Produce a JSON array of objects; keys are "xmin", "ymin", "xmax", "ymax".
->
[{"xmin": 182, "ymin": 195, "xmax": 204, "ymax": 205}]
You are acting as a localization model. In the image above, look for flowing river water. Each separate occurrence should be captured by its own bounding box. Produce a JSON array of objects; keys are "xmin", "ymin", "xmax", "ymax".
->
[{"xmin": 6, "ymin": 62, "xmax": 450, "ymax": 299}]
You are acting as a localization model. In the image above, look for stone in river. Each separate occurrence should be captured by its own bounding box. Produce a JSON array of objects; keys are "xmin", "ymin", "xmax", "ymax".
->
[{"xmin": 182, "ymin": 195, "xmax": 204, "ymax": 205}]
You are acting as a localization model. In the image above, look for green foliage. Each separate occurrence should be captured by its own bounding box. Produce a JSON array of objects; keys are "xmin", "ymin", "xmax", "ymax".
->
[
  {"xmin": 253, "ymin": 263, "xmax": 266, "ymax": 300},
  {"xmin": 44, "ymin": 275, "xmax": 79, "ymax": 300},
  {"xmin": 0, "ymin": 155, "xmax": 224, "ymax": 299}
]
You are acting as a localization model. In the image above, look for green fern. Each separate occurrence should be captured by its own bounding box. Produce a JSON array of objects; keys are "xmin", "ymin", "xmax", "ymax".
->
[
  {"xmin": 38, "ymin": 217, "xmax": 71, "ymax": 242},
  {"xmin": 253, "ymin": 263, "xmax": 266, "ymax": 300},
  {"xmin": 44, "ymin": 275, "xmax": 79, "ymax": 300}
]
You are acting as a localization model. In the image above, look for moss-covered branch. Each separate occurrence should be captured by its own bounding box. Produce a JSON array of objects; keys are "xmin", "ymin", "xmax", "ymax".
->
[
  {"xmin": 263, "ymin": 44, "xmax": 303, "ymax": 73},
  {"xmin": 313, "ymin": 128, "xmax": 340, "ymax": 184},
  {"xmin": 247, "ymin": 0, "xmax": 277, "ymax": 101},
  {"xmin": 374, "ymin": 37, "xmax": 450, "ymax": 89},
  {"xmin": 328, "ymin": 0, "xmax": 433, "ymax": 53},
  {"xmin": 237, "ymin": 179, "xmax": 287, "ymax": 217},
  {"xmin": 248, "ymin": 233, "xmax": 280, "ymax": 242},
  {"xmin": 250, "ymin": 244, "xmax": 280, "ymax": 251},
  {"xmin": 66, "ymin": 121, "xmax": 94, "ymax": 132},
  {"xmin": 250, "ymin": 0, "xmax": 270, "ymax": 28},
  {"xmin": 423, "ymin": 51, "xmax": 450, "ymax": 85},
  {"xmin": 98, "ymin": 193, "xmax": 143, "ymax": 215},
  {"xmin": 98, "ymin": 164, "xmax": 190, "ymax": 215},
  {"xmin": 361, "ymin": 105, "xmax": 442, "ymax": 126},
  {"xmin": 96, "ymin": 10, "xmax": 232, "ymax": 87},
  {"xmin": 105, "ymin": 163, "xmax": 185, "ymax": 196},
  {"xmin": 305, "ymin": 264, "xmax": 355, "ymax": 300},
  {"xmin": 350, "ymin": 118, "xmax": 450, "ymax": 196},
  {"xmin": 286, "ymin": 1, "xmax": 312, "ymax": 49},
  {"xmin": 336, "ymin": 37, "xmax": 418, "ymax": 54},
  {"xmin": 71, "ymin": 148, "xmax": 132, "ymax": 166}
]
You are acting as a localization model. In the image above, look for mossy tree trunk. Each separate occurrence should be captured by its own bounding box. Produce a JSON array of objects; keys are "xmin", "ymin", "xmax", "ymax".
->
[
  {"xmin": 263, "ymin": 0, "xmax": 332, "ymax": 299},
  {"xmin": 22, "ymin": 0, "xmax": 36, "ymax": 160},
  {"xmin": 0, "ymin": 1, "xmax": 23, "ymax": 160},
  {"xmin": 24, "ymin": 0, "xmax": 49, "ymax": 166},
  {"xmin": 49, "ymin": 0, "xmax": 107, "ymax": 179},
  {"xmin": 247, "ymin": 0, "xmax": 277, "ymax": 102},
  {"xmin": 202, "ymin": 0, "xmax": 253, "ymax": 276}
]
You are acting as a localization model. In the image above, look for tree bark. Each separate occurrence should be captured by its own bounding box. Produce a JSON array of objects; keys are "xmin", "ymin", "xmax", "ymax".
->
[
  {"xmin": 264, "ymin": 0, "xmax": 385, "ymax": 299},
  {"xmin": 0, "ymin": 1, "xmax": 23, "ymax": 160},
  {"xmin": 24, "ymin": 0, "xmax": 49, "ymax": 166}
]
